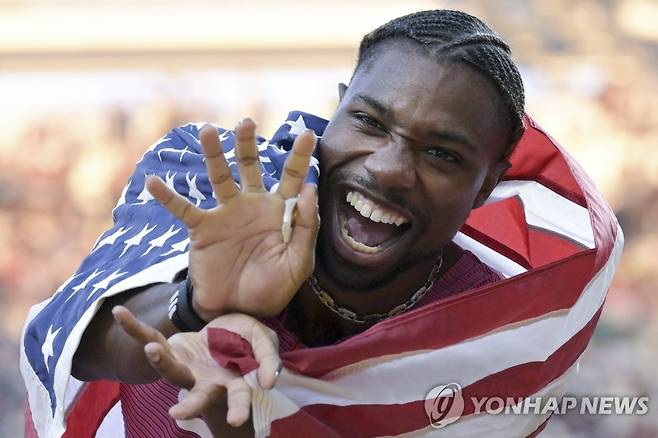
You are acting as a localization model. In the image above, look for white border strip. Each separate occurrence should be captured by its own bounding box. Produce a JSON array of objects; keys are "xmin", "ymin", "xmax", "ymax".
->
[
  {"xmin": 488, "ymin": 180, "xmax": 594, "ymax": 249},
  {"xmin": 96, "ymin": 401, "xmax": 125, "ymax": 438},
  {"xmin": 453, "ymin": 232, "xmax": 527, "ymax": 278}
]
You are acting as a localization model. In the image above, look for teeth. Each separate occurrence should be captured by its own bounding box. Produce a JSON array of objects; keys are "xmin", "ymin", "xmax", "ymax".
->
[
  {"xmin": 370, "ymin": 209, "xmax": 383, "ymax": 223},
  {"xmin": 346, "ymin": 191, "xmax": 409, "ymax": 226},
  {"xmin": 360, "ymin": 203, "xmax": 373, "ymax": 218},
  {"xmin": 341, "ymin": 223, "xmax": 379, "ymax": 253}
]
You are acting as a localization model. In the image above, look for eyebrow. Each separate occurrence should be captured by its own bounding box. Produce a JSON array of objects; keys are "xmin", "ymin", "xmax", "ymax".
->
[
  {"xmin": 426, "ymin": 130, "xmax": 479, "ymax": 154},
  {"xmin": 354, "ymin": 94, "xmax": 390, "ymax": 118},
  {"xmin": 353, "ymin": 93, "xmax": 480, "ymax": 154}
]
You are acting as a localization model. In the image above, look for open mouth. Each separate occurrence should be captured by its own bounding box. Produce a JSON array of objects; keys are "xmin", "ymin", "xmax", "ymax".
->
[{"xmin": 339, "ymin": 190, "xmax": 412, "ymax": 254}]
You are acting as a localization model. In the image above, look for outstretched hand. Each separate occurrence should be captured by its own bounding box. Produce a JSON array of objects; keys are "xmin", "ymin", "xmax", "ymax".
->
[
  {"xmin": 112, "ymin": 305, "xmax": 281, "ymax": 433},
  {"xmin": 147, "ymin": 119, "xmax": 319, "ymax": 320}
]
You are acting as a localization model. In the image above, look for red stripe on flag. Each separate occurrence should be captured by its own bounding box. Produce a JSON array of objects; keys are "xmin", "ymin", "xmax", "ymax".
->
[
  {"xmin": 63, "ymin": 380, "xmax": 120, "ymax": 438},
  {"xmin": 269, "ymin": 307, "xmax": 603, "ymax": 436},
  {"xmin": 463, "ymin": 197, "xmax": 533, "ymax": 268},
  {"xmin": 527, "ymin": 227, "xmax": 586, "ymax": 267},
  {"xmin": 464, "ymin": 199, "xmax": 588, "ymax": 269},
  {"xmin": 281, "ymin": 250, "xmax": 596, "ymax": 378},
  {"xmin": 506, "ymin": 116, "xmax": 586, "ymax": 207}
]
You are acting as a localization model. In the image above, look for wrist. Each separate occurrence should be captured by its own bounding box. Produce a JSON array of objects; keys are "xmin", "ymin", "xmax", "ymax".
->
[
  {"xmin": 168, "ymin": 275, "xmax": 211, "ymax": 332},
  {"xmin": 190, "ymin": 289, "xmax": 224, "ymax": 322}
]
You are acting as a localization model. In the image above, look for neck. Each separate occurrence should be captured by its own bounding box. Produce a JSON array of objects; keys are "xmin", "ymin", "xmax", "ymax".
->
[{"xmin": 287, "ymin": 242, "xmax": 463, "ymax": 346}]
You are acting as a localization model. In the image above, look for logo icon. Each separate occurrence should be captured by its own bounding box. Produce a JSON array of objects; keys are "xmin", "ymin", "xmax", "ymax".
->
[{"xmin": 424, "ymin": 383, "xmax": 465, "ymax": 429}]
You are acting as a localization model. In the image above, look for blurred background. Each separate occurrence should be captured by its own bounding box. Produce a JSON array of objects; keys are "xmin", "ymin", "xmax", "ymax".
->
[{"xmin": 1, "ymin": 0, "xmax": 656, "ymax": 436}]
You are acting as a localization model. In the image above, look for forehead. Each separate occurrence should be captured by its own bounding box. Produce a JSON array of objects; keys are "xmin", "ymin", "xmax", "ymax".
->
[{"xmin": 345, "ymin": 41, "xmax": 508, "ymax": 154}]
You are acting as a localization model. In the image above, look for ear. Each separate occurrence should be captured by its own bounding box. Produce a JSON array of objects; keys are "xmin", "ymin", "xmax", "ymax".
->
[
  {"xmin": 338, "ymin": 82, "xmax": 348, "ymax": 102},
  {"xmin": 473, "ymin": 161, "xmax": 511, "ymax": 209}
]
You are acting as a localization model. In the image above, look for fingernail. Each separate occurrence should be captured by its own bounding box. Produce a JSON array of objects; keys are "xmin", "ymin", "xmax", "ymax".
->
[
  {"xmin": 145, "ymin": 346, "xmax": 160, "ymax": 363},
  {"xmin": 111, "ymin": 307, "xmax": 122, "ymax": 322}
]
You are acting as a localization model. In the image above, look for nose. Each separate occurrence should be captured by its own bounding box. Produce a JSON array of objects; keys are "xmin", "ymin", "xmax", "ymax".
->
[{"xmin": 363, "ymin": 141, "xmax": 416, "ymax": 189}]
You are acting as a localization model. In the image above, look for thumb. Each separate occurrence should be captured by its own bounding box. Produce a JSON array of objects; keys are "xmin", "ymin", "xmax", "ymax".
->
[{"xmin": 289, "ymin": 183, "xmax": 319, "ymax": 257}]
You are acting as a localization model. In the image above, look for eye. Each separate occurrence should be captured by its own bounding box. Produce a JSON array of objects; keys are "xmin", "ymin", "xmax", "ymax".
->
[
  {"xmin": 351, "ymin": 112, "xmax": 388, "ymax": 133},
  {"xmin": 425, "ymin": 148, "xmax": 461, "ymax": 164}
]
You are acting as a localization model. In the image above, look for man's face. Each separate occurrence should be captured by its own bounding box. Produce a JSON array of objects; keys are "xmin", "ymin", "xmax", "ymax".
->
[{"xmin": 317, "ymin": 41, "xmax": 510, "ymax": 289}]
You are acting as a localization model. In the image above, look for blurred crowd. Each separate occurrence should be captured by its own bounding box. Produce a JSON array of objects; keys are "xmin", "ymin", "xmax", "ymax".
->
[{"xmin": 2, "ymin": 0, "xmax": 657, "ymax": 436}]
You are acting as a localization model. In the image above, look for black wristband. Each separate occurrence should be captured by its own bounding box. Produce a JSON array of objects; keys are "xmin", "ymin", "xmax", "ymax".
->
[{"xmin": 168, "ymin": 274, "xmax": 208, "ymax": 332}]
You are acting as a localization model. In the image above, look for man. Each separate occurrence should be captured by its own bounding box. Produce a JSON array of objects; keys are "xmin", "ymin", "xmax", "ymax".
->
[{"xmin": 21, "ymin": 9, "xmax": 622, "ymax": 438}]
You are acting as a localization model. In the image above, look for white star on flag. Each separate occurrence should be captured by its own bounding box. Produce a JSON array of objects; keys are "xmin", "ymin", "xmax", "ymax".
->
[
  {"xmin": 41, "ymin": 325, "xmax": 61, "ymax": 372},
  {"xmin": 53, "ymin": 272, "xmax": 82, "ymax": 297},
  {"xmin": 142, "ymin": 225, "xmax": 181, "ymax": 256},
  {"xmin": 144, "ymin": 135, "xmax": 172, "ymax": 154},
  {"xmin": 285, "ymin": 115, "xmax": 307, "ymax": 136},
  {"xmin": 120, "ymin": 223, "xmax": 157, "ymax": 257},
  {"xmin": 219, "ymin": 130, "xmax": 232, "ymax": 142},
  {"xmin": 181, "ymin": 122, "xmax": 208, "ymax": 131},
  {"xmin": 161, "ymin": 237, "xmax": 190, "ymax": 257},
  {"xmin": 66, "ymin": 269, "xmax": 104, "ymax": 302},
  {"xmin": 88, "ymin": 269, "xmax": 128, "ymax": 298},
  {"xmin": 165, "ymin": 171, "xmax": 177, "ymax": 193},
  {"xmin": 258, "ymin": 140, "xmax": 273, "ymax": 164},
  {"xmin": 91, "ymin": 226, "xmax": 132, "ymax": 254},
  {"xmin": 186, "ymin": 173, "xmax": 206, "ymax": 206},
  {"xmin": 134, "ymin": 174, "xmax": 154, "ymax": 204},
  {"xmin": 157, "ymin": 146, "xmax": 193, "ymax": 162}
]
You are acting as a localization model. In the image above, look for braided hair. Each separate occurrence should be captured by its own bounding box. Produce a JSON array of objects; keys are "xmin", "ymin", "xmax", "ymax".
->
[{"xmin": 356, "ymin": 10, "xmax": 526, "ymax": 157}]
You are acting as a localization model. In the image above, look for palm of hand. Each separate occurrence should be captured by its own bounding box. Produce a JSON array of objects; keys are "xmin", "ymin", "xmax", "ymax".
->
[
  {"xmin": 113, "ymin": 307, "xmax": 281, "ymax": 431},
  {"xmin": 189, "ymin": 193, "xmax": 309, "ymax": 316},
  {"xmin": 168, "ymin": 330, "xmax": 233, "ymax": 388},
  {"xmin": 147, "ymin": 119, "xmax": 319, "ymax": 319},
  {"xmin": 166, "ymin": 315, "xmax": 280, "ymax": 426}
]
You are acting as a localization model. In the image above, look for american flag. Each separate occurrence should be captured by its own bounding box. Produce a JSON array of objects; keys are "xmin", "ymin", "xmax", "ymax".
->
[{"xmin": 21, "ymin": 112, "xmax": 622, "ymax": 437}]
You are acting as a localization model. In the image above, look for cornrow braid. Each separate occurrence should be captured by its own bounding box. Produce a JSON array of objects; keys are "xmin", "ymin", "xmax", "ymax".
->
[{"xmin": 356, "ymin": 10, "xmax": 526, "ymax": 158}]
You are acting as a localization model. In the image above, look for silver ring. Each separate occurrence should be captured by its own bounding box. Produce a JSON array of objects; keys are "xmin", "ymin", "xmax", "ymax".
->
[{"xmin": 281, "ymin": 196, "xmax": 299, "ymax": 244}]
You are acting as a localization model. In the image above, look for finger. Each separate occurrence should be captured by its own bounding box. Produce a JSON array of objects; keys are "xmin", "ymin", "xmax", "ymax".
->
[
  {"xmin": 225, "ymin": 378, "xmax": 252, "ymax": 427},
  {"xmin": 170, "ymin": 385, "xmax": 224, "ymax": 420},
  {"xmin": 144, "ymin": 342, "xmax": 195, "ymax": 389},
  {"xmin": 112, "ymin": 305, "xmax": 170, "ymax": 348},
  {"xmin": 199, "ymin": 125, "xmax": 239, "ymax": 202},
  {"xmin": 250, "ymin": 324, "xmax": 282, "ymax": 390},
  {"xmin": 146, "ymin": 176, "xmax": 204, "ymax": 228},
  {"xmin": 276, "ymin": 129, "xmax": 316, "ymax": 199},
  {"xmin": 234, "ymin": 118, "xmax": 265, "ymax": 192},
  {"xmin": 289, "ymin": 183, "xmax": 320, "ymax": 259}
]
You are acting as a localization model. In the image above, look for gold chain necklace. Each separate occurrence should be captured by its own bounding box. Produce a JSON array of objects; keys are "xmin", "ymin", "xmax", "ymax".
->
[{"xmin": 308, "ymin": 254, "xmax": 444, "ymax": 324}]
